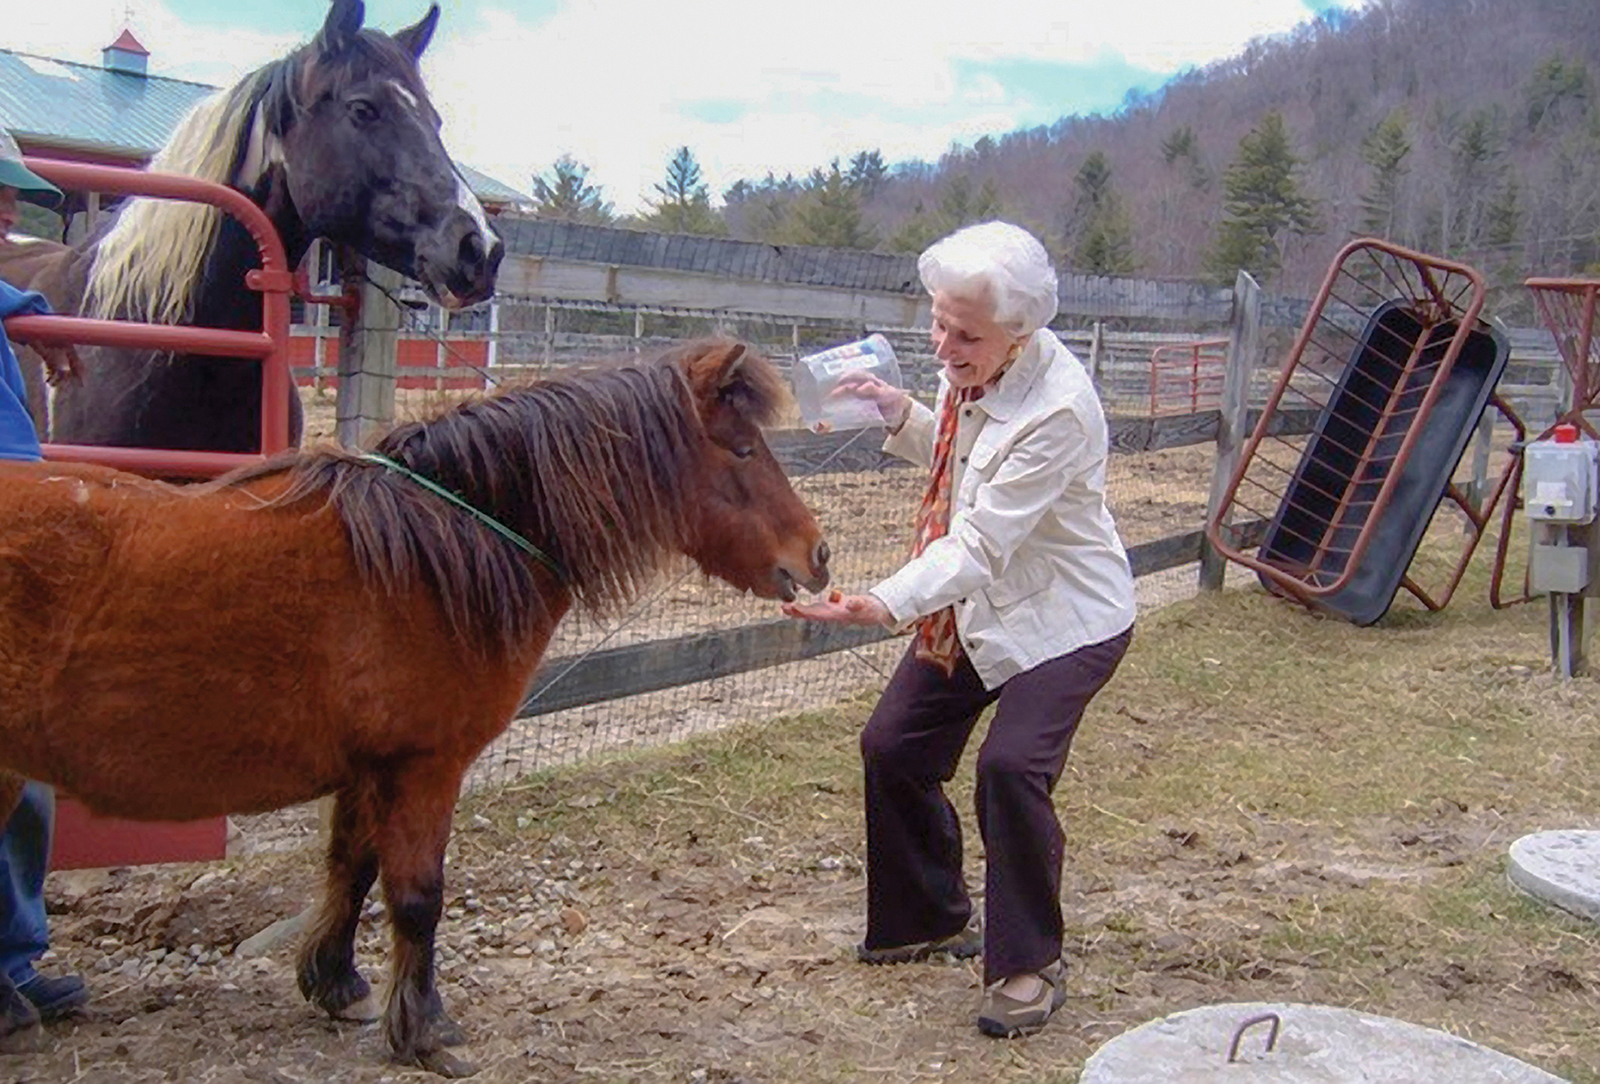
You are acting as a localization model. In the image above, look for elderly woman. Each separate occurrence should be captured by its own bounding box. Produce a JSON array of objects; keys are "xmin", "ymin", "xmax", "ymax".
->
[{"xmin": 783, "ymin": 221, "xmax": 1135, "ymax": 1037}]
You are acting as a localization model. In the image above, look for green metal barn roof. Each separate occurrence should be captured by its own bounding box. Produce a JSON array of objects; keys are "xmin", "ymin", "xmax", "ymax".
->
[
  {"xmin": 0, "ymin": 49, "xmax": 213, "ymax": 161},
  {"xmin": 0, "ymin": 44, "xmax": 530, "ymax": 207}
]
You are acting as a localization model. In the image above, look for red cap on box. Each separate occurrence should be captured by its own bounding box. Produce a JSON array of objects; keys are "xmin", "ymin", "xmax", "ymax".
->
[{"xmin": 1554, "ymin": 423, "xmax": 1580, "ymax": 443}]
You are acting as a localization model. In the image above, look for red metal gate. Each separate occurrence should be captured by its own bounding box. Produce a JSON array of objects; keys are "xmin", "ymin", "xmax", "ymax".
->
[{"xmin": 3, "ymin": 157, "xmax": 296, "ymax": 868}]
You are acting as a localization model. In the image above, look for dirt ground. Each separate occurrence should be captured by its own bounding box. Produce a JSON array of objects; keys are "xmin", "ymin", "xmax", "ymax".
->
[
  {"xmin": 21, "ymin": 386, "xmax": 1572, "ymax": 1083},
  {"xmin": 9, "ymin": 569, "xmax": 1600, "ymax": 1084}
]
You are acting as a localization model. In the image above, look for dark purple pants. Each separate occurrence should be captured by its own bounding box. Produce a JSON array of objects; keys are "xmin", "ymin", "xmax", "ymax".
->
[{"xmin": 859, "ymin": 626, "xmax": 1131, "ymax": 984}]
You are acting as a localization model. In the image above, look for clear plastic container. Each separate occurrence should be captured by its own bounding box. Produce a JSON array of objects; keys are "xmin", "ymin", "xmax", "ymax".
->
[{"xmin": 792, "ymin": 333, "xmax": 903, "ymax": 432}]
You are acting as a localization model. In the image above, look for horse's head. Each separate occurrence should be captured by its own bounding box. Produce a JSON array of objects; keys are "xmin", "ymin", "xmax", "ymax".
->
[
  {"xmin": 279, "ymin": 0, "xmax": 502, "ymax": 308},
  {"xmin": 678, "ymin": 341, "xmax": 831, "ymax": 602}
]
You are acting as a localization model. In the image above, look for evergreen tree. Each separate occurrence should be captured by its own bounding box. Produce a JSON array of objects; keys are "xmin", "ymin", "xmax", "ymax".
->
[
  {"xmin": 1067, "ymin": 152, "xmax": 1136, "ymax": 274},
  {"xmin": 1359, "ymin": 111, "xmax": 1411, "ymax": 239},
  {"xmin": 1484, "ymin": 177, "xmax": 1522, "ymax": 247},
  {"xmin": 1525, "ymin": 55, "xmax": 1590, "ymax": 133},
  {"xmin": 783, "ymin": 161, "xmax": 877, "ymax": 249},
  {"xmin": 1443, "ymin": 109, "xmax": 1503, "ymax": 250},
  {"xmin": 1160, "ymin": 124, "xmax": 1209, "ymax": 189},
  {"xmin": 847, "ymin": 150, "xmax": 889, "ymax": 199},
  {"xmin": 1208, "ymin": 111, "xmax": 1320, "ymax": 284},
  {"xmin": 640, "ymin": 146, "xmax": 726, "ymax": 235},
  {"xmin": 936, "ymin": 173, "xmax": 1003, "ymax": 228},
  {"xmin": 887, "ymin": 201, "xmax": 944, "ymax": 254},
  {"xmin": 885, "ymin": 175, "xmax": 1003, "ymax": 253},
  {"xmin": 530, "ymin": 155, "xmax": 614, "ymax": 225}
]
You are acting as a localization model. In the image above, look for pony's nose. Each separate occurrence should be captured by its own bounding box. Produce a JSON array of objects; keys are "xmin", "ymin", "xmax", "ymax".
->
[
  {"xmin": 813, "ymin": 539, "xmax": 831, "ymax": 576},
  {"xmin": 806, "ymin": 538, "xmax": 831, "ymax": 591}
]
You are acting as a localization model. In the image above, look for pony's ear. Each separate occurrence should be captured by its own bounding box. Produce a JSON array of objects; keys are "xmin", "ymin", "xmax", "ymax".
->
[
  {"xmin": 715, "ymin": 343, "xmax": 749, "ymax": 389},
  {"xmin": 317, "ymin": 0, "xmax": 366, "ymax": 56},
  {"xmin": 393, "ymin": 5, "xmax": 440, "ymax": 60}
]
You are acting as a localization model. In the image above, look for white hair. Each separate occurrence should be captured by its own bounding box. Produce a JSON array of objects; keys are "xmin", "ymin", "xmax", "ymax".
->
[{"xmin": 917, "ymin": 221, "xmax": 1059, "ymax": 337}]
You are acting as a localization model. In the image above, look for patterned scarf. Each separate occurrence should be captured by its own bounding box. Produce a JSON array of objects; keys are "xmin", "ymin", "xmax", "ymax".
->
[{"xmin": 910, "ymin": 384, "xmax": 986, "ymax": 675}]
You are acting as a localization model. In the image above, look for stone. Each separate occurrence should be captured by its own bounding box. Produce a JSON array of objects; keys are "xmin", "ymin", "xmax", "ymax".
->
[
  {"xmin": 1508, "ymin": 829, "xmax": 1600, "ymax": 922},
  {"xmin": 1078, "ymin": 1002, "xmax": 1566, "ymax": 1083}
]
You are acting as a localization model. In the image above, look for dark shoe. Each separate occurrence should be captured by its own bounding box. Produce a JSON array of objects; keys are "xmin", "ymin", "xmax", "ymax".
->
[
  {"xmin": 977, "ymin": 961, "xmax": 1066, "ymax": 1038},
  {"xmin": 0, "ymin": 982, "xmax": 41, "ymax": 1053},
  {"xmin": 17, "ymin": 973, "xmax": 88, "ymax": 1022},
  {"xmin": 857, "ymin": 923, "xmax": 981, "ymax": 965}
]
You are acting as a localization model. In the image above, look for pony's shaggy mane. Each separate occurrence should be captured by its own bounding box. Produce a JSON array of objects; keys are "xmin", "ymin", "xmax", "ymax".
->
[{"xmin": 225, "ymin": 341, "xmax": 788, "ymax": 651}]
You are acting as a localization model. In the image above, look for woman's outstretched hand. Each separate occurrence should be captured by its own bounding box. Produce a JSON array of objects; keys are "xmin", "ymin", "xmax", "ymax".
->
[
  {"xmin": 783, "ymin": 589, "xmax": 893, "ymax": 628},
  {"xmin": 829, "ymin": 371, "xmax": 911, "ymax": 431}
]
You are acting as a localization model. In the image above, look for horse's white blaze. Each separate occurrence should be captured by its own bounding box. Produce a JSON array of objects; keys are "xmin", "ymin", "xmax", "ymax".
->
[
  {"xmin": 388, "ymin": 80, "xmax": 420, "ymax": 114},
  {"xmin": 455, "ymin": 174, "xmax": 494, "ymax": 247}
]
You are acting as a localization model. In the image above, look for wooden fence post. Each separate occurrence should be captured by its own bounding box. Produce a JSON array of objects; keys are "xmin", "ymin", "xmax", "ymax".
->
[
  {"xmin": 1089, "ymin": 320, "xmax": 1105, "ymax": 390},
  {"xmin": 1199, "ymin": 270, "xmax": 1262, "ymax": 591},
  {"xmin": 335, "ymin": 248, "xmax": 399, "ymax": 448}
]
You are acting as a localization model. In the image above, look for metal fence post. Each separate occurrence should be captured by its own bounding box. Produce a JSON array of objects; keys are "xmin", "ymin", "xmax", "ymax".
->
[{"xmin": 1199, "ymin": 270, "xmax": 1262, "ymax": 591}]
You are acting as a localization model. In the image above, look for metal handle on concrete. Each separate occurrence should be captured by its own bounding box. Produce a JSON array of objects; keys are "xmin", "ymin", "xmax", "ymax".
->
[{"xmin": 1226, "ymin": 1011, "xmax": 1281, "ymax": 1063}]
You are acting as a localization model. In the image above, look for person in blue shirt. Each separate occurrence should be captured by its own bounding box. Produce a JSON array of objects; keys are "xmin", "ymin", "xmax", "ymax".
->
[{"xmin": 0, "ymin": 132, "xmax": 88, "ymax": 1047}]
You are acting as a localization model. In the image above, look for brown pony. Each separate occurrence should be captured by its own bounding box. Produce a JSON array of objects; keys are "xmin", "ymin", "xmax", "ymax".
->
[{"xmin": 0, "ymin": 339, "xmax": 829, "ymax": 1074}]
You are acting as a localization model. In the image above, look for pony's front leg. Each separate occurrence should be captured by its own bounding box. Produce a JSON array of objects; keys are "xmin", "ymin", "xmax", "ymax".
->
[
  {"xmin": 297, "ymin": 787, "xmax": 380, "ymax": 1021},
  {"xmin": 379, "ymin": 764, "xmax": 472, "ymax": 1077}
]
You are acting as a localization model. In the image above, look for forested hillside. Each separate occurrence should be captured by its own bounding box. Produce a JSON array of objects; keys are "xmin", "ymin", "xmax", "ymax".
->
[{"xmin": 530, "ymin": 0, "xmax": 1600, "ymax": 312}]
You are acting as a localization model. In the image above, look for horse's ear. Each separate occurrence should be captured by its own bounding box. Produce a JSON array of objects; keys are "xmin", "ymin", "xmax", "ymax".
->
[
  {"xmin": 317, "ymin": 0, "xmax": 366, "ymax": 56},
  {"xmin": 393, "ymin": 5, "xmax": 440, "ymax": 60},
  {"xmin": 716, "ymin": 343, "xmax": 749, "ymax": 389}
]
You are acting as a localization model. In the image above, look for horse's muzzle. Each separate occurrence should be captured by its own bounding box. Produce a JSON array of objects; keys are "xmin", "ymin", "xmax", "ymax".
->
[
  {"xmin": 418, "ymin": 211, "xmax": 504, "ymax": 310},
  {"xmin": 774, "ymin": 538, "xmax": 831, "ymax": 601}
]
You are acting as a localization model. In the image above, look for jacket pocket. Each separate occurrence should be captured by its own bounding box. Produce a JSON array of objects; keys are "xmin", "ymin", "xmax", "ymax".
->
[{"xmin": 985, "ymin": 559, "xmax": 1054, "ymax": 609}]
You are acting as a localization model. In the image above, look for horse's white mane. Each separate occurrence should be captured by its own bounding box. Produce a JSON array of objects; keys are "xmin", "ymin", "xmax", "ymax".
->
[{"xmin": 84, "ymin": 70, "xmax": 271, "ymax": 325}]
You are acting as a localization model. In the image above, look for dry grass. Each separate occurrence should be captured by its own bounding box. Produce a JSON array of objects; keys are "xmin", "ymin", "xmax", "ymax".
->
[
  {"xmin": 31, "ymin": 416, "xmax": 1598, "ymax": 1081},
  {"xmin": 441, "ymin": 536, "xmax": 1600, "ymax": 1083}
]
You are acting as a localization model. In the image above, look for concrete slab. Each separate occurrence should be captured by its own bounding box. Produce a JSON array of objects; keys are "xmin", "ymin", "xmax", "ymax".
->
[
  {"xmin": 1508, "ymin": 829, "xmax": 1600, "ymax": 922},
  {"xmin": 1078, "ymin": 1002, "xmax": 1565, "ymax": 1083}
]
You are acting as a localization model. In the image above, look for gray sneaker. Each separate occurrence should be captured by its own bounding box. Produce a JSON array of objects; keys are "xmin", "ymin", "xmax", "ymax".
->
[
  {"xmin": 977, "ymin": 960, "xmax": 1066, "ymax": 1037},
  {"xmin": 856, "ymin": 923, "xmax": 982, "ymax": 965}
]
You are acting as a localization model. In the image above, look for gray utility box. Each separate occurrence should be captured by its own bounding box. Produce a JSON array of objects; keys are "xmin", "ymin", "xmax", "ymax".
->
[
  {"xmin": 1523, "ymin": 431, "xmax": 1600, "ymax": 594},
  {"xmin": 1523, "ymin": 436, "xmax": 1599, "ymax": 523}
]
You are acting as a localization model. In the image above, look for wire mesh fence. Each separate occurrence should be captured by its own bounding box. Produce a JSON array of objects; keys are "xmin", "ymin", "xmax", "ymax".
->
[{"xmin": 287, "ymin": 284, "xmax": 1562, "ymax": 798}]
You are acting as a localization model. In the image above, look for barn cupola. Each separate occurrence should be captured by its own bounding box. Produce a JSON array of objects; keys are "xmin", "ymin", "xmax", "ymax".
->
[{"xmin": 102, "ymin": 29, "xmax": 149, "ymax": 76}]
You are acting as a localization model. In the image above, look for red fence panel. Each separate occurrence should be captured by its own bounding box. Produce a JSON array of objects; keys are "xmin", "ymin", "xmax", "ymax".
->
[{"xmin": 4, "ymin": 156, "xmax": 297, "ymax": 867}]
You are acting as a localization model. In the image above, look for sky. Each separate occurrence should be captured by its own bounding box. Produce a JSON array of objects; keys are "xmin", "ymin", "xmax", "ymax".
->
[{"xmin": 11, "ymin": 0, "xmax": 1362, "ymax": 214}]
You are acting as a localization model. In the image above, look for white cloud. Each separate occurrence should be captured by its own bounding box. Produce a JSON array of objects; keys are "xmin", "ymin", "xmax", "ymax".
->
[
  {"xmin": 13, "ymin": 0, "xmax": 298, "ymax": 82},
  {"xmin": 10, "ymin": 0, "xmax": 1365, "ymax": 213},
  {"xmin": 422, "ymin": 0, "xmax": 1353, "ymax": 212}
]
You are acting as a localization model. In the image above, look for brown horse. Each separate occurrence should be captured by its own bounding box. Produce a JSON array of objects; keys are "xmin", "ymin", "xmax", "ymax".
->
[
  {"xmin": 0, "ymin": 0, "xmax": 502, "ymax": 452},
  {"xmin": 0, "ymin": 339, "xmax": 830, "ymax": 1074}
]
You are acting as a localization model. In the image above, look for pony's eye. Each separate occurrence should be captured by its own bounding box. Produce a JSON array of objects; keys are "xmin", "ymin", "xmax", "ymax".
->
[
  {"xmin": 732, "ymin": 445, "xmax": 755, "ymax": 460},
  {"xmin": 347, "ymin": 99, "xmax": 379, "ymax": 126}
]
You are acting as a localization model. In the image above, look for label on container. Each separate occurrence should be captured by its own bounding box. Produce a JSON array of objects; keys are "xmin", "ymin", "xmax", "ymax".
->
[{"xmin": 820, "ymin": 353, "xmax": 874, "ymax": 376}]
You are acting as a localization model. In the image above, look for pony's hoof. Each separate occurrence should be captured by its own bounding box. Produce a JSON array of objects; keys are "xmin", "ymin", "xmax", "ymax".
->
[
  {"xmin": 332, "ymin": 989, "xmax": 382, "ymax": 1023},
  {"xmin": 430, "ymin": 1011, "xmax": 467, "ymax": 1047},
  {"xmin": 413, "ymin": 1047, "xmax": 478, "ymax": 1077},
  {"xmin": 300, "ymin": 965, "xmax": 372, "ymax": 1020}
]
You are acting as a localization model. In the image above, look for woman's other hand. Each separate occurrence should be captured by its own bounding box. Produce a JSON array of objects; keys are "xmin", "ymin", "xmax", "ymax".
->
[
  {"xmin": 830, "ymin": 371, "xmax": 911, "ymax": 431},
  {"xmin": 782, "ymin": 589, "xmax": 893, "ymax": 627}
]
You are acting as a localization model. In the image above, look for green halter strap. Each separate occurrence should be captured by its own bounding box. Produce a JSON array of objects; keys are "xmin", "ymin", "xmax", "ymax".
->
[{"xmin": 358, "ymin": 452, "xmax": 567, "ymax": 582}]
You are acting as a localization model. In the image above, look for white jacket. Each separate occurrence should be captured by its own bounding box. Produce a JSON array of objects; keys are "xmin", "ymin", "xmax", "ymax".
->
[{"xmin": 870, "ymin": 329, "xmax": 1136, "ymax": 689}]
